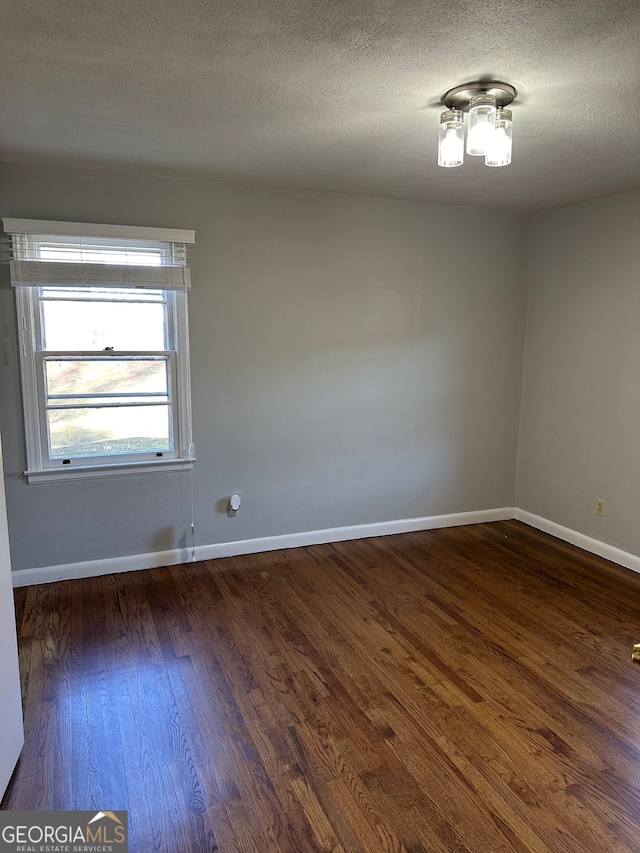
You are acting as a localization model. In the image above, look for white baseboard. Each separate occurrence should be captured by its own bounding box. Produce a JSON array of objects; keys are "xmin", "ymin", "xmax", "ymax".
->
[
  {"xmin": 515, "ymin": 509, "xmax": 640, "ymax": 575},
  {"xmin": 11, "ymin": 507, "xmax": 515, "ymax": 587},
  {"xmin": 11, "ymin": 546, "xmax": 194, "ymax": 588},
  {"xmin": 194, "ymin": 507, "xmax": 515, "ymax": 561}
]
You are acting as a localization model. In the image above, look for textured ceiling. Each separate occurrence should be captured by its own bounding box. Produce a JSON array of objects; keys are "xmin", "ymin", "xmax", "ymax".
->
[{"xmin": 1, "ymin": 0, "xmax": 639, "ymax": 211}]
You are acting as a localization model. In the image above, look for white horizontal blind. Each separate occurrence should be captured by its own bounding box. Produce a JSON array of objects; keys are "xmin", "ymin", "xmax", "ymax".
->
[{"xmin": 2, "ymin": 219, "xmax": 195, "ymax": 290}]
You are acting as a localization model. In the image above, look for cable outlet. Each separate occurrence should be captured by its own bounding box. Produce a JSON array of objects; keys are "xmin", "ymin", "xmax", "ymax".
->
[{"xmin": 596, "ymin": 499, "xmax": 606, "ymax": 517}]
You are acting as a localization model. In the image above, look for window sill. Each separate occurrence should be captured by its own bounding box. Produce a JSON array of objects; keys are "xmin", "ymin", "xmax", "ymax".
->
[{"xmin": 24, "ymin": 458, "xmax": 194, "ymax": 484}]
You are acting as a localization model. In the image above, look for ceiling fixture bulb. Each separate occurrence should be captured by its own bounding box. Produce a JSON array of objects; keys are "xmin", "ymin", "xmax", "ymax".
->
[
  {"xmin": 438, "ymin": 109, "xmax": 465, "ymax": 168},
  {"xmin": 485, "ymin": 108, "xmax": 513, "ymax": 167},
  {"xmin": 466, "ymin": 94, "xmax": 497, "ymax": 156},
  {"xmin": 437, "ymin": 80, "xmax": 516, "ymax": 169}
]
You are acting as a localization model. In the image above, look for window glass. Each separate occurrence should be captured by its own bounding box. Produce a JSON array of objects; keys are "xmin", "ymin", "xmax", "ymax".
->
[
  {"xmin": 48, "ymin": 406, "xmax": 172, "ymax": 458},
  {"xmin": 43, "ymin": 356, "xmax": 172, "ymax": 459},
  {"xmin": 41, "ymin": 289, "xmax": 167, "ymax": 351},
  {"xmin": 44, "ymin": 358, "xmax": 169, "ymax": 398}
]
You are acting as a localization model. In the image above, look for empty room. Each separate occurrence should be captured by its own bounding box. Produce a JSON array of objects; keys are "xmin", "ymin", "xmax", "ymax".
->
[{"xmin": 1, "ymin": 1, "xmax": 640, "ymax": 851}]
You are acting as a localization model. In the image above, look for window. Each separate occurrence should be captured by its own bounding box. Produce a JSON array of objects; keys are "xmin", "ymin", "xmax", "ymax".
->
[{"xmin": 3, "ymin": 219, "xmax": 195, "ymax": 482}]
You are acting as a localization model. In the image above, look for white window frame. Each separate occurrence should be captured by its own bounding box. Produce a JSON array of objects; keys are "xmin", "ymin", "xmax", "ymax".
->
[{"xmin": 16, "ymin": 285, "xmax": 193, "ymax": 483}]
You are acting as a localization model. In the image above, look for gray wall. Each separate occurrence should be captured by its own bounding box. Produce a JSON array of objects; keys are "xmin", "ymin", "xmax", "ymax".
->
[
  {"xmin": 517, "ymin": 190, "xmax": 640, "ymax": 554},
  {"xmin": 0, "ymin": 161, "xmax": 530, "ymax": 573}
]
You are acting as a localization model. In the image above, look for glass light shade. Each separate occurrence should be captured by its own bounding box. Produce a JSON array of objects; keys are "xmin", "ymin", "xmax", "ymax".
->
[
  {"xmin": 466, "ymin": 94, "xmax": 497, "ymax": 156},
  {"xmin": 485, "ymin": 108, "xmax": 513, "ymax": 167},
  {"xmin": 437, "ymin": 109, "xmax": 464, "ymax": 167}
]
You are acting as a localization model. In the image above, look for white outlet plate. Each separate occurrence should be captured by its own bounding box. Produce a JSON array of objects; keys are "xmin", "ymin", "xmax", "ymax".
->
[{"xmin": 596, "ymin": 499, "xmax": 606, "ymax": 517}]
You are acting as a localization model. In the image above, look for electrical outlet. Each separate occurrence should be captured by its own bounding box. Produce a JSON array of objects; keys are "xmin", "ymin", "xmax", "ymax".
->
[{"xmin": 596, "ymin": 499, "xmax": 606, "ymax": 518}]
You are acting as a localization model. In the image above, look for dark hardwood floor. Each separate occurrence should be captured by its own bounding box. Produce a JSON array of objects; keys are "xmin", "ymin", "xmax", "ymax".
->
[{"xmin": 3, "ymin": 520, "xmax": 640, "ymax": 852}]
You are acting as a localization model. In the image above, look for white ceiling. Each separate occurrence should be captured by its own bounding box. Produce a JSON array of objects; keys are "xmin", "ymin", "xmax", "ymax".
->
[{"xmin": 1, "ymin": 0, "xmax": 639, "ymax": 212}]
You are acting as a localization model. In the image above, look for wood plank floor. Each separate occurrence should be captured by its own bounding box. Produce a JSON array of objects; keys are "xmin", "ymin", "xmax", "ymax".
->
[{"xmin": 3, "ymin": 520, "xmax": 640, "ymax": 852}]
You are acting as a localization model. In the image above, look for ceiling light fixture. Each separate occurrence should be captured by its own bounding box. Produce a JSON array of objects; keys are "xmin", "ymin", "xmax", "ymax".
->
[{"xmin": 438, "ymin": 81, "xmax": 516, "ymax": 168}]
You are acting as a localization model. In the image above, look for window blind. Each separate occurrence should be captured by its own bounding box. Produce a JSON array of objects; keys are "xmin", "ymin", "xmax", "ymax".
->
[{"xmin": 2, "ymin": 219, "xmax": 196, "ymax": 290}]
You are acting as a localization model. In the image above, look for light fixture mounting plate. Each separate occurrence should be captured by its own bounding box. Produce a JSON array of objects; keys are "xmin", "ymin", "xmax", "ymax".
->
[{"xmin": 442, "ymin": 81, "xmax": 516, "ymax": 112}]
